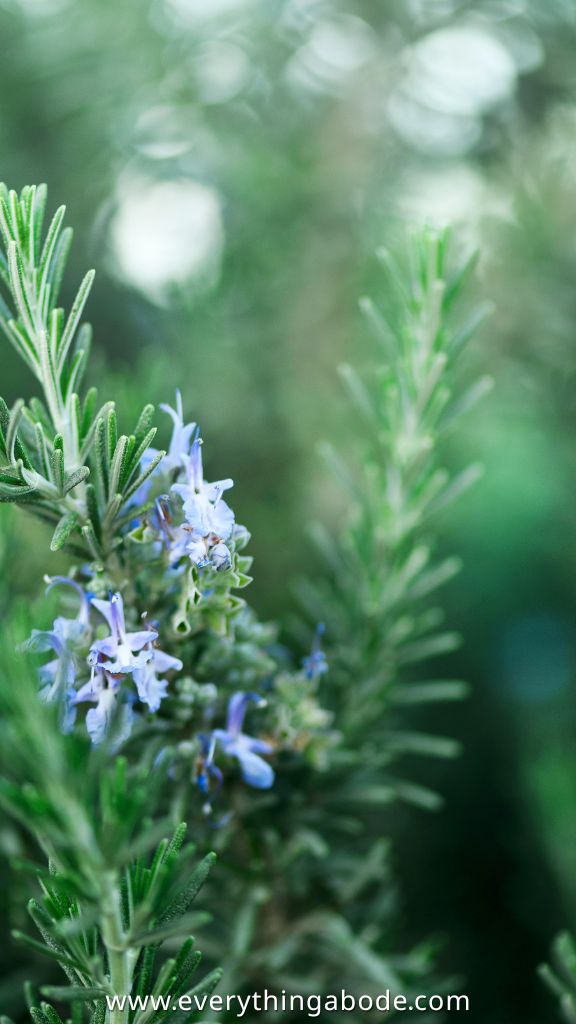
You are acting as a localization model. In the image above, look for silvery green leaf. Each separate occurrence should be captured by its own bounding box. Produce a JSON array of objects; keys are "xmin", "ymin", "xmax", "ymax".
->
[
  {"xmin": 48, "ymin": 224, "xmax": 73, "ymax": 307},
  {"xmin": 57, "ymin": 268, "xmax": 95, "ymax": 371},
  {"xmin": 81, "ymin": 521, "xmax": 104, "ymax": 561},
  {"xmin": 39, "ymin": 204, "xmax": 66, "ymax": 297},
  {"xmin": 407, "ymin": 556, "xmax": 461, "ymax": 600},
  {"xmin": 30, "ymin": 182, "xmax": 47, "ymax": 265},
  {"xmin": 125, "ymin": 427, "xmax": 156, "ymax": 485},
  {"xmin": 441, "ymin": 374, "xmax": 494, "ymax": 430},
  {"xmin": 398, "ymin": 631, "xmax": 461, "ymax": 665},
  {"xmin": 338, "ymin": 363, "xmax": 379, "ymax": 429},
  {"xmin": 392, "ymin": 680, "xmax": 469, "ymax": 704},
  {"xmin": 122, "ymin": 449, "xmax": 164, "ymax": 505},
  {"xmin": 6, "ymin": 398, "xmax": 25, "ymax": 464},
  {"xmin": 40, "ymin": 985, "xmax": 107, "ymax": 1003},
  {"xmin": 392, "ymin": 780, "xmax": 444, "ymax": 811},
  {"xmin": 426, "ymin": 463, "xmax": 483, "ymax": 516},
  {"xmin": 108, "ymin": 434, "xmax": 128, "ymax": 500},
  {"xmin": 21, "ymin": 466, "xmax": 58, "ymax": 498},
  {"xmin": 134, "ymin": 403, "xmax": 155, "ymax": 445},
  {"xmin": 50, "ymin": 445, "xmax": 65, "ymax": 494},
  {"xmin": 79, "ymin": 399, "xmax": 114, "ymax": 460},
  {"xmin": 63, "ymin": 465, "xmax": 89, "ymax": 494},
  {"xmin": 50, "ymin": 512, "xmax": 79, "ymax": 551},
  {"xmin": 7, "ymin": 240, "xmax": 35, "ymax": 338},
  {"xmin": 385, "ymin": 730, "xmax": 461, "ymax": 758}
]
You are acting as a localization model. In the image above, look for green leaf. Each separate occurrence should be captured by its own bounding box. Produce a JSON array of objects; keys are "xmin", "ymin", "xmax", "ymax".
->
[
  {"xmin": 158, "ymin": 852, "xmax": 216, "ymax": 925},
  {"xmin": 50, "ymin": 512, "xmax": 79, "ymax": 551},
  {"xmin": 397, "ymin": 631, "xmax": 461, "ymax": 664},
  {"xmin": 407, "ymin": 556, "xmax": 461, "ymax": 600},
  {"xmin": 64, "ymin": 327, "xmax": 92, "ymax": 398},
  {"xmin": 49, "ymin": 307, "xmax": 63, "ymax": 356},
  {"xmin": 81, "ymin": 521, "xmax": 104, "ymax": 561},
  {"xmin": 133, "ymin": 944, "xmax": 157, "ymax": 1000},
  {"xmin": 358, "ymin": 294, "xmax": 397, "ymax": 357},
  {"xmin": 8, "ymin": 239, "xmax": 36, "ymax": 338},
  {"xmin": 39, "ymin": 204, "xmax": 66, "ymax": 296},
  {"xmin": 12, "ymin": 930, "xmax": 84, "ymax": 973},
  {"xmin": 122, "ymin": 450, "xmax": 164, "ymax": 506},
  {"xmin": 131, "ymin": 914, "xmax": 202, "ymax": 948},
  {"xmin": 385, "ymin": 730, "xmax": 461, "ymax": 758},
  {"xmin": 64, "ymin": 464, "xmax": 90, "ymax": 494},
  {"xmin": 93, "ymin": 416, "xmax": 109, "ymax": 498},
  {"xmin": 85, "ymin": 481, "xmax": 101, "ymax": 537},
  {"xmin": 108, "ymin": 434, "xmax": 128, "ymax": 500},
  {"xmin": 29, "ymin": 1010, "xmax": 50, "ymax": 1024},
  {"xmin": 30, "ymin": 184, "xmax": 47, "ymax": 260},
  {"xmin": 6, "ymin": 398, "xmax": 25, "ymax": 464},
  {"xmin": 170, "ymin": 969, "xmax": 222, "ymax": 1023},
  {"xmin": 119, "ymin": 434, "xmax": 136, "ymax": 488},
  {"xmin": 40, "ymin": 985, "xmax": 107, "ymax": 1002},
  {"xmin": 391, "ymin": 780, "xmax": 443, "ymax": 811},
  {"xmin": 338, "ymin": 363, "xmax": 379, "ymax": 429},
  {"xmin": 393, "ymin": 680, "xmax": 469, "ymax": 704},
  {"xmin": 57, "ymin": 269, "xmax": 95, "ymax": 371},
  {"xmin": 48, "ymin": 226, "xmax": 73, "ymax": 308},
  {"xmin": 80, "ymin": 387, "xmax": 97, "ymax": 438},
  {"xmin": 134, "ymin": 404, "xmax": 155, "ymax": 446},
  {"xmin": 50, "ymin": 445, "xmax": 65, "ymax": 494},
  {"xmin": 426, "ymin": 464, "xmax": 483, "ymax": 516},
  {"xmin": 317, "ymin": 441, "xmax": 357, "ymax": 496},
  {"xmin": 39, "ymin": 1008, "xmax": 68, "ymax": 1024},
  {"xmin": 106, "ymin": 406, "xmax": 118, "ymax": 463}
]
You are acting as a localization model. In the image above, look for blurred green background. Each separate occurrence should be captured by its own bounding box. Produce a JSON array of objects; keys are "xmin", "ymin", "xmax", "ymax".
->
[{"xmin": 1, "ymin": 0, "xmax": 576, "ymax": 1020}]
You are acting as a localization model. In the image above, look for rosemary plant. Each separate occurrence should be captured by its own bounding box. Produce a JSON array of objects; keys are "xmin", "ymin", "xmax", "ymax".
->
[
  {"xmin": 0, "ymin": 186, "xmax": 329, "ymax": 1019},
  {"xmin": 173, "ymin": 231, "xmax": 491, "ymax": 1007},
  {"xmin": 0, "ymin": 185, "xmax": 486, "ymax": 1020}
]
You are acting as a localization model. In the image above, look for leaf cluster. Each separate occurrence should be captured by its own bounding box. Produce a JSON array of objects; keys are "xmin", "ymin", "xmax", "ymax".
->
[{"xmin": 0, "ymin": 185, "xmax": 163, "ymax": 559}]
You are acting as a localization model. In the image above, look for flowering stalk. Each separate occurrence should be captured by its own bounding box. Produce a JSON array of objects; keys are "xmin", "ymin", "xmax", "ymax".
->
[
  {"xmin": 199, "ymin": 229, "xmax": 490, "ymax": 1001},
  {"xmin": 0, "ymin": 187, "xmax": 332, "ymax": 1017},
  {"xmin": 0, "ymin": 187, "xmax": 486, "ymax": 1018},
  {"xmin": 307, "ymin": 228, "xmax": 492, "ymax": 792}
]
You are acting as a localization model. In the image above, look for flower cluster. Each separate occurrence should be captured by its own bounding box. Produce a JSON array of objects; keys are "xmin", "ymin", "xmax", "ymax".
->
[
  {"xmin": 24, "ymin": 393, "xmax": 329, "ymax": 815},
  {"xmin": 25, "ymin": 583, "xmax": 179, "ymax": 744},
  {"xmin": 139, "ymin": 392, "xmax": 236, "ymax": 573}
]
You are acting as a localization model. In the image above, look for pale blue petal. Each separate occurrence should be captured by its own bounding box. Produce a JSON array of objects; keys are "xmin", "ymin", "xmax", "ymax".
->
[{"xmin": 235, "ymin": 748, "xmax": 274, "ymax": 789}]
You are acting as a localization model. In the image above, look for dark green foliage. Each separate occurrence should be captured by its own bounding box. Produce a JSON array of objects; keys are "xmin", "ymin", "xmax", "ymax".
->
[
  {"xmin": 0, "ymin": 636, "xmax": 219, "ymax": 1021},
  {"xmin": 185, "ymin": 233, "xmax": 485, "ymax": 1004}
]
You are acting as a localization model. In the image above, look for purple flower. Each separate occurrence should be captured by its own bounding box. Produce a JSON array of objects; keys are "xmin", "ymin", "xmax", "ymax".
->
[
  {"xmin": 89, "ymin": 592, "xmax": 157, "ymax": 675},
  {"xmin": 45, "ymin": 576, "xmax": 92, "ymax": 630},
  {"xmin": 74, "ymin": 670, "xmax": 134, "ymax": 745},
  {"xmin": 129, "ymin": 391, "xmax": 197, "ymax": 507},
  {"xmin": 302, "ymin": 624, "xmax": 328, "ymax": 681},
  {"xmin": 172, "ymin": 434, "xmax": 235, "ymax": 571},
  {"xmin": 25, "ymin": 628, "xmax": 76, "ymax": 702},
  {"xmin": 159, "ymin": 390, "xmax": 197, "ymax": 473},
  {"xmin": 23, "ymin": 577, "xmax": 92, "ymax": 718},
  {"xmin": 213, "ymin": 692, "xmax": 274, "ymax": 789},
  {"xmin": 152, "ymin": 496, "xmax": 192, "ymax": 566},
  {"xmin": 133, "ymin": 646, "xmax": 183, "ymax": 712},
  {"xmin": 196, "ymin": 733, "xmax": 223, "ymax": 797}
]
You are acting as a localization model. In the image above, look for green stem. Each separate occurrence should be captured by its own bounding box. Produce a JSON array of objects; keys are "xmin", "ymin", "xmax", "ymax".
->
[{"xmin": 101, "ymin": 875, "xmax": 133, "ymax": 1024}]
